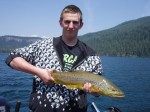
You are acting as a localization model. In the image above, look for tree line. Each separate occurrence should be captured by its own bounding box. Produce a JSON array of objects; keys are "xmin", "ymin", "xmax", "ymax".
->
[
  {"xmin": 79, "ymin": 16, "xmax": 150, "ymax": 57},
  {"xmin": 1, "ymin": 16, "xmax": 150, "ymax": 57}
]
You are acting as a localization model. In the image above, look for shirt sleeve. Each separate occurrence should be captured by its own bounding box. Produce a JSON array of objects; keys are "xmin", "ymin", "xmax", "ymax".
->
[
  {"xmin": 5, "ymin": 40, "xmax": 41, "ymax": 66},
  {"xmin": 91, "ymin": 56, "xmax": 103, "ymax": 75}
]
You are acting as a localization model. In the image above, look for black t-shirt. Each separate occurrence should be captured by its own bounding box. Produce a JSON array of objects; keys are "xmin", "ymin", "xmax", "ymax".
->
[
  {"xmin": 53, "ymin": 36, "xmax": 96, "ymax": 72},
  {"xmin": 61, "ymin": 39, "xmax": 83, "ymax": 71}
]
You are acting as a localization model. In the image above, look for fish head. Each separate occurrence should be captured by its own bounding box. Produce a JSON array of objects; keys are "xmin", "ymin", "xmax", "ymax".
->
[
  {"xmin": 105, "ymin": 85, "xmax": 125, "ymax": 98},
  {"xmin": 97, "ymin": 79, "xmax": 125, "ymax": 98}
]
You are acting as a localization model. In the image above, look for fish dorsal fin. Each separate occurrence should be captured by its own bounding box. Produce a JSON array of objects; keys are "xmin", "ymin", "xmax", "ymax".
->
[
  {"xmin": 73, "ymin": 70, "xmax": 85, "ymax": 73},
  {"xmin": 53, "ymin": 70, "xmax": 57, "ymax": 73}
]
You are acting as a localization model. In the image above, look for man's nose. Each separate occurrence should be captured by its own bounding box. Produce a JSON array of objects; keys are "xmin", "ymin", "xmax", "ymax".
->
[{"xmin": 68, "ymin": 22, "xmax": 74, "ymax": 28}]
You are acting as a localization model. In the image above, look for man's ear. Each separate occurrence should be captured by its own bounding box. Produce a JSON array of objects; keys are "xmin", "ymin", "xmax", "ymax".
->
[
  {"xmin": 59, "ymin": 20, "xmax": 63, "ymax": 27},
  {"xmin": 79, "ymin": 22, "xmax": 83, "ymax": 29}
]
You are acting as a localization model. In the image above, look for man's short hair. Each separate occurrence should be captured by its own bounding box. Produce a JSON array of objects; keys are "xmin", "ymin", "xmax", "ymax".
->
[{"xmin": 60, "ymin": 5, "xmax": 83, "ymax": 22}]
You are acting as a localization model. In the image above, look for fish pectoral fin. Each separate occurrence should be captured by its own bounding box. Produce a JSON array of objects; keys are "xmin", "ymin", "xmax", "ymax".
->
[{"xmin": 66, "ymin": 84, "xmax": 83, "ymax": 90}]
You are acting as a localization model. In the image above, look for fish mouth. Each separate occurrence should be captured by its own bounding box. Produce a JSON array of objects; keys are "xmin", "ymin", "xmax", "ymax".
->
[
  {"xmin": 107, "ymin": 91, "xmax": 125, "ymax": 98},
  {"xmin": 110, "ymin": 88, "xmax": 125, "ymax": 98},
  {"xmin": 112, "ymin": 93, "xmax": 125, "ymax": 98},
  {"xmin": 116, "ymin": 94, "xmax": 125, "ymax": 98}
]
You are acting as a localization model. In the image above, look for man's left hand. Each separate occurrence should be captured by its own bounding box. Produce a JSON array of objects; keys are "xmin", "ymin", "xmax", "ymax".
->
[{"xmin": 83, "ymin": 82, "xmax": 100, "ymax": 97}]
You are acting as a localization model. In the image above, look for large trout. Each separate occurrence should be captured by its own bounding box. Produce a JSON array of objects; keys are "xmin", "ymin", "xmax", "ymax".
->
[{"xmin": 50, "ymin": 70, "xmax": 125, "ymax": 98}]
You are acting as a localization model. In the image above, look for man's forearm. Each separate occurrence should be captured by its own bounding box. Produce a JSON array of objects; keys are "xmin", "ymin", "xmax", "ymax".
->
[
  {"xmin": 9, "ymin": 57, "xmax": 53, "ymax": 84},
  {"xmin": 10, "ymin": 57, "xmax": 42, "ymax": 76}
]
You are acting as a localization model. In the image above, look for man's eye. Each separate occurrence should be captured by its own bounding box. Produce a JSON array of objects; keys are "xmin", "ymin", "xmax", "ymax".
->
[
  {"xmin": 64, "ymin": 20, "xmax": 71, "ymax": 24},
  {"xmin": 64, "ymin": 20, "xmax": 79, "ymax": 25},
  {"xmin": 73, "ymin": 21, "xmax": 79, "ymax": 25}
]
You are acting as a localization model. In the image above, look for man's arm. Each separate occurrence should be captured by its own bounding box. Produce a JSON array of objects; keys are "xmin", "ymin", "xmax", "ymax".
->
[{"xmin": 9, "ymin": 57, "xmax": 54, "ymax": 84}]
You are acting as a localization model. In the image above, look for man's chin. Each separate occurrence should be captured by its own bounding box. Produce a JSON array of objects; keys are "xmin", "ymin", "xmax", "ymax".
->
[{"xmin": 66, "ymin": 33, "xmax": 76, "ymax": 38}]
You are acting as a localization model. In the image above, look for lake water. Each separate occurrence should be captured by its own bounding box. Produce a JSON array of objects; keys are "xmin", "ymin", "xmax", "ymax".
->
[{"xmin": 0, "ymin": 53, "xmax": 150, "ymax": 112}]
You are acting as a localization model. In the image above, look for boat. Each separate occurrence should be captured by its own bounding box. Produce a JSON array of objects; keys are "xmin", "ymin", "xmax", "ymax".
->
[
  {"xmin": 91, "ymin": 102, "xmax": 121, "ymax": 112},
  {"xmin": 0, "ymin": 96, "xmax": 121, "ymax": 112}
]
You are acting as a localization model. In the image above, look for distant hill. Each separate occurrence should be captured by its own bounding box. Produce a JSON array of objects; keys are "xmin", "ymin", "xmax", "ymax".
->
[
  {"xmin": 79, "ymin": 16, "xmax": 150, "ymax": 57},
  {"xmin": 0, "ymin": 35, "xmax": 42, "ymax": 52},
  {"xmin": 0, "ymin": 16, "xmax": 150, "ymax": 57}
]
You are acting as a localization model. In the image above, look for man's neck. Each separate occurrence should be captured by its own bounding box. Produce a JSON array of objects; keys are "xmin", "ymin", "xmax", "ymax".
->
[{"xmin": 62, "ymin": 36, "xmax": 78, "ymax": 46}]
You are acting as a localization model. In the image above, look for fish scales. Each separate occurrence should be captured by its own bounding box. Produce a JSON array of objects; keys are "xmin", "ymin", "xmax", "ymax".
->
[{"xmin": 51, "ymin": 70, "xmax": 125, "ymax": 98}]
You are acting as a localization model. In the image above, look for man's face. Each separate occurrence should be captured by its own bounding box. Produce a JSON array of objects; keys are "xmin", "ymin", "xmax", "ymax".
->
[{"xmin": 60, "ymin": 13, "xmax": 83, "ymax": 38}]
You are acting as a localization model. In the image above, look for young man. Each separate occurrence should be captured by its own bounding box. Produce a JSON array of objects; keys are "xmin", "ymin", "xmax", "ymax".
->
[{"xmin": 5, "ymin": 5, "xmax": 103, "ymax": 112}]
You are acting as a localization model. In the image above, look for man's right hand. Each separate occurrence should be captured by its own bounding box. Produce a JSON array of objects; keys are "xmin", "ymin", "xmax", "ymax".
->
[{"xmin": 37, "ymin": 69, "xmax": 54, "ymax": 85}]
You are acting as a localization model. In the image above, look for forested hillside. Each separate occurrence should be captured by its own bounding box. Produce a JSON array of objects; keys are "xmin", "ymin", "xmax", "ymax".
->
[
  {"xmin": 0, "ymin": 35, "xmax": 42, "ymax": 52},
  {"xmin": 79, "ymin": 16, "xmax": 150, "ymax": 57},
  {"xmin": 0, "ymin": 16, "xmax": 150, "ymax": 57}
]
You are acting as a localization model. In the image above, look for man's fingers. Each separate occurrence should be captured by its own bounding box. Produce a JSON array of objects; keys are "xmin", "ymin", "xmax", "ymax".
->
[
  {"xmin": 83, "ymin": 82, "xmax": 92, "ymax": 93},
  {"xmin": 46, "ymin": 69, "xmax": 55, "ymax": 82}
]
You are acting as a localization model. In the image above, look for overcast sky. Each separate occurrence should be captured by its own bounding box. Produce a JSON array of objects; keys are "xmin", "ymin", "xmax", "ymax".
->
[{"xmin": 0, "ymin": 0, "xmax": 150, "ymax": 37}]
